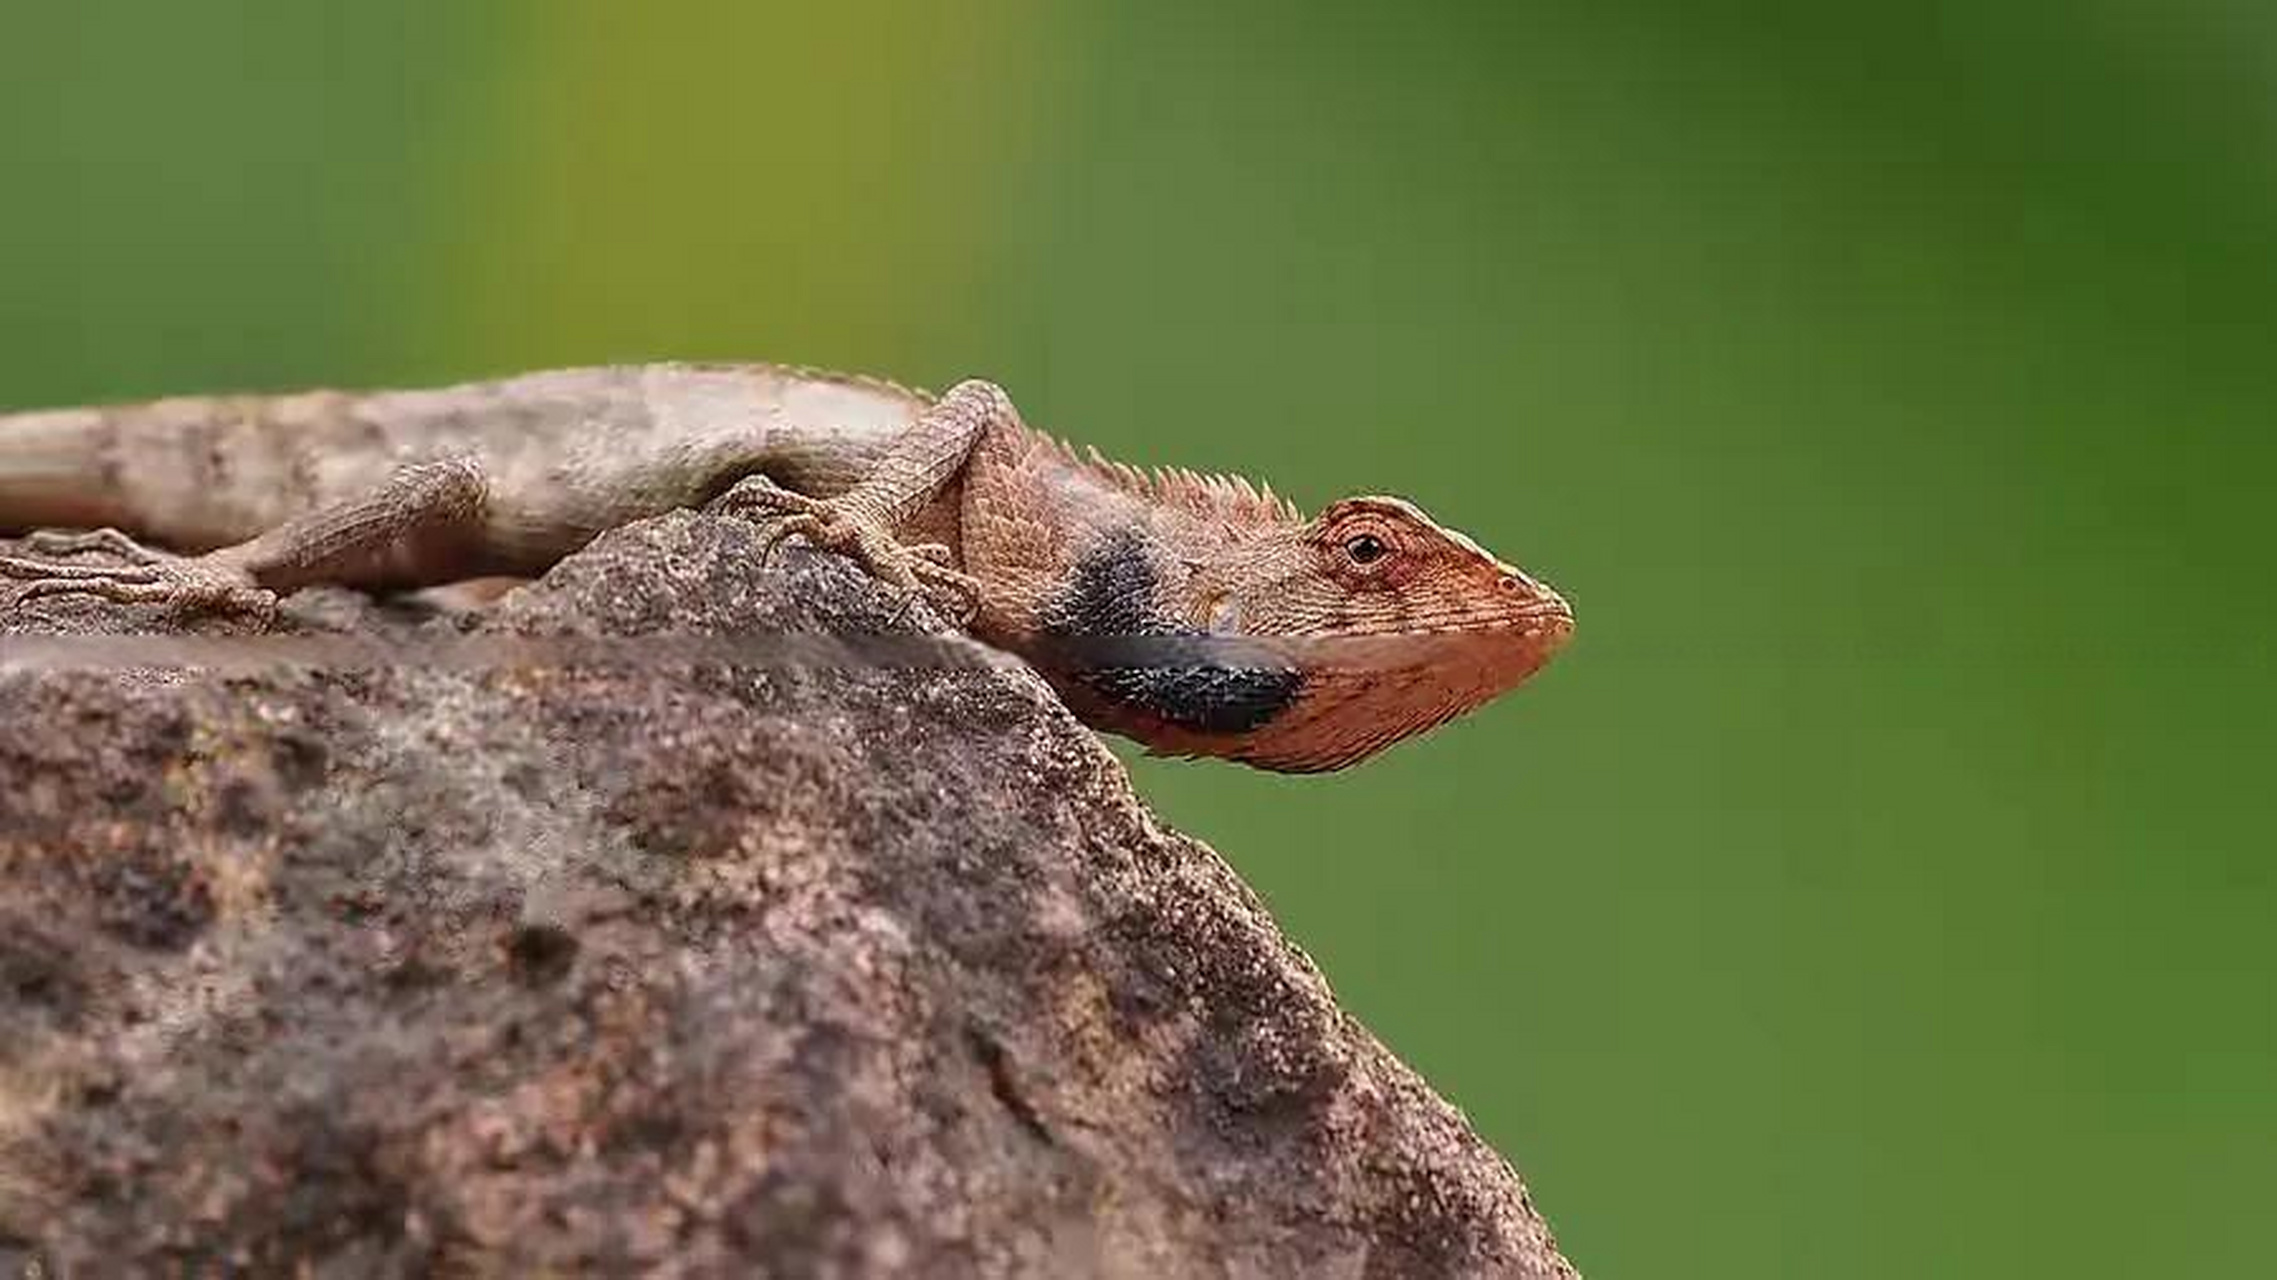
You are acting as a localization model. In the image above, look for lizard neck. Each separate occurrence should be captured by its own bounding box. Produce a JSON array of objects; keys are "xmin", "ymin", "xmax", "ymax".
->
[{"xmin": 1021, "ymin": 518, "xmax": 1308, "ymax": 741}]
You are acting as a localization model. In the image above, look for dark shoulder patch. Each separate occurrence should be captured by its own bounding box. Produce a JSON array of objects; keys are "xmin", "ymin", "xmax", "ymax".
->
[
  {"xmin": 1041, "ymin": 529, "xmax": 1303, "ymax": 736},
  {"xmin": 1048, "ymin": 527, "xmax": 1159, "ymax": 637}
]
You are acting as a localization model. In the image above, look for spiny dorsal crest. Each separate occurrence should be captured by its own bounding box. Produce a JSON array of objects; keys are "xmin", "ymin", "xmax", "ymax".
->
[{"xmin": 1061, "ymin": 440, "xmax": 1303, "ymax": 528}]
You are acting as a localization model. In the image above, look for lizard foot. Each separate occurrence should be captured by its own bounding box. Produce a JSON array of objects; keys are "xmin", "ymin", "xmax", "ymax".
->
[
  {"xmin": 713, "ymin": 476, "xmax": 981, "ymax": 625},
  {"xmin": 0, "ymin": 547, "xmax": 276, "ymax": 623}
]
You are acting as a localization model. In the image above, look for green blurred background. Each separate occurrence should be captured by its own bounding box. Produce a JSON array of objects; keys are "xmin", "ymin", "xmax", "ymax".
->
[{"xmin": 5, "ymin": 2, "xmax": 2272, "ymax": 1274}]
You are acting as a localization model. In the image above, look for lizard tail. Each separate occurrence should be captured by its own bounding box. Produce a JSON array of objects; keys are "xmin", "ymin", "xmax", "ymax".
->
[{"xmin": 0, "ymin": 406, "xmax": 136, "ymax": 536}]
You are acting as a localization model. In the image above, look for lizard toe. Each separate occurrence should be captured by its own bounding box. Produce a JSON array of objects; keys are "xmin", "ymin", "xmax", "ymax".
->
[
  {"xmin": 753, "ymin": 512, "xmax": 827, "ymax": 568},
  {"xmin": 1, "ymin": 555, "xmax": 164, "ymax": 585},
  {"xmin": 910, "ymin": 559, "xmax": 982, "ymax": 626},
  {"xmin": 713, "ymin": 474, "xmax": 827, "ymax": 522},
  {"xmin": 21, "ymin": 527, "xmax": 169, "ymax": 564},
  {"xmin": 847, "ymin": 527, "xmax": 927, "ymax": 591}
]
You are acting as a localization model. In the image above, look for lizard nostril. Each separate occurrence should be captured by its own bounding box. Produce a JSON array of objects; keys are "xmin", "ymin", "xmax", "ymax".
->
[{"xmin": 1496, "ymin": 575, "xmax": 1524, "ymax": 593}]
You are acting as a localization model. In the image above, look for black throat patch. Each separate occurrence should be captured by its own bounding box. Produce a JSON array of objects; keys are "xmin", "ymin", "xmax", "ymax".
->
[{"xmin": 1039, "ymin": 528, "xmax": 1303, "ymax": 736}]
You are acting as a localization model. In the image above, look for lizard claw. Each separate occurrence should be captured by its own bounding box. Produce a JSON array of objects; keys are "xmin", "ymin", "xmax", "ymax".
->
[
  {"xmin": 712, "ymin": 475, "xmax": 981, "ymax": 626},
  {"xmin": 1, "ymin": 547, "xmax": 276, "ymax": 623}
]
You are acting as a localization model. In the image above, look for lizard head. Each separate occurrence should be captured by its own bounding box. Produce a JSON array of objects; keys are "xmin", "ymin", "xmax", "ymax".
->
[
  {"xmin": 1193, "ymin": 494, "xmax": 1573, "ymax": 770},
  {"xmin": 1037, "ymin": 493, "xmax": 1573, "ymax": 772}
]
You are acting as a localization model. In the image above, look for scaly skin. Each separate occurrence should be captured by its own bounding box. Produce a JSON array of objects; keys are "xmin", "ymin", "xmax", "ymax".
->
[{"xmin": 0, "ymin": 364, "xmax": 1573, "ymax": 771}]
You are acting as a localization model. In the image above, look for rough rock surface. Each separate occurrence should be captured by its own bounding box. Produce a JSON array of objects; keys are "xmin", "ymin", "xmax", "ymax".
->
[{"xmin": 0, "ymin": 513, "xmax": 1575, "ymax": 1278}]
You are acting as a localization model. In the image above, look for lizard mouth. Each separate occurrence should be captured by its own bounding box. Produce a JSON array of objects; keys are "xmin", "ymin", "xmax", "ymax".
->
[
  {"xmin": 1509, "ymin": 587, "xmax": 1575, "ymax": 644},
  {"xmin": 1520, "ymin": 600, "xmax": 1575, "ymax": 642}
]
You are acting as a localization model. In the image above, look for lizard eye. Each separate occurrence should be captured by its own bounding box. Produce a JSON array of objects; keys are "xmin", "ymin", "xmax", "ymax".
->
[{"xmin": 1342, "ymin": 533, "xmax": 1390, "ymax": 565}]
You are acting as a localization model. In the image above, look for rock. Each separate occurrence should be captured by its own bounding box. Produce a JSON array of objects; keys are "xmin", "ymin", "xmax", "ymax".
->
[{"xmin": 0, "ymin": 514, "xmax": 1575, "ymax": 1278}]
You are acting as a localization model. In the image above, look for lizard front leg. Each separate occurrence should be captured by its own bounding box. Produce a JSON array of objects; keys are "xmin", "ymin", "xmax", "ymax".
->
[
  {"xmin": 1, "ymin": 457, "xmax": 489, "ymax": 621},
  {"xmin": 712, "ymin": 378, "xmax": 1013, "ymax": 624}
]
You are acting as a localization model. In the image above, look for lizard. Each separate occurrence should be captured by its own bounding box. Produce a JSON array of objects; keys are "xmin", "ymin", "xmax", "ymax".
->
[{"xmin": 0, "ymin": 363, "xmax": 1573, "ymax": 772}]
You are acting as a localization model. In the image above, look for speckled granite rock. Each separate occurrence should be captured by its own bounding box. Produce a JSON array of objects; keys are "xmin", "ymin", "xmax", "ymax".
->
[{"xmin": 0, "ymin": 513, "xmax": 1574, "ymax": 1278}]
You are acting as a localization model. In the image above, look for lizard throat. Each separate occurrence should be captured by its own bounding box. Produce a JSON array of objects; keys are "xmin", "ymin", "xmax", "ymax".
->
[{"xmin": 1034, "ymin": 528, "xmax": 1304, "ymax": 736}]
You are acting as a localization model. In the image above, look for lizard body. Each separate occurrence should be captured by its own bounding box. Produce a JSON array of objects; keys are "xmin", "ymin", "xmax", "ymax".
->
[{"xmin": 0, "ymin": 363, "xmax": 1572, "ymax": 771}]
